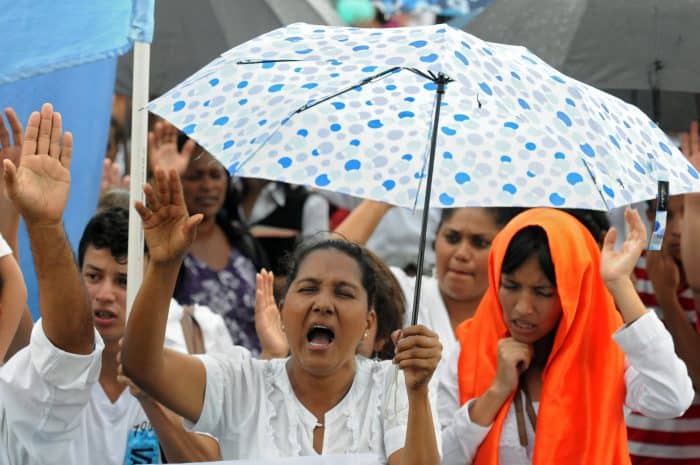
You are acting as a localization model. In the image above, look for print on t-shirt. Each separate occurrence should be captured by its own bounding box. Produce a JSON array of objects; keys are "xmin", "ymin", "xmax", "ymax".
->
[{"xmin": 123, "ymin": 421, "xmax": 160, "ymax": 465}]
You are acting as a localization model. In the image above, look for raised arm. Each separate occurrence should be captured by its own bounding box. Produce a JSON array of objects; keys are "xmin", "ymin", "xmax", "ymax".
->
[
  {"xmin": 333, "ymin": 198, "xmax": 392, "ymax": 243},
  {"xmin": 0, "ymin": 108, "xmax": 29, "ymax": 361},
  {"xmin": 3, "ymin": 103, "xmax": 93, "ymax": 354},
  {"xmin": 601, "ymin": 208, "xmax": 649, "ymax": 324},
  {"xmin": 681, "ymin": 122, "xmax": 700, "ymax": 300},
  {"xmin": 122, "ymin": 168, "xmax": 206, "ymax": 422}
]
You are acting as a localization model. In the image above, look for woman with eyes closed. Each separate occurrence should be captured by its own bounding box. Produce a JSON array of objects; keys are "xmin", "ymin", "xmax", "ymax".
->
[
  {"xmin": 334, "ymin": 200, "xmax": 524, "ymax": 356},
  {"xmin": 122, "ymin": 169, "xmax": 443, "ymax": 464},
  {"xmin": 439, "ymin": 208, "xmax": 693, "ymax": 465}
]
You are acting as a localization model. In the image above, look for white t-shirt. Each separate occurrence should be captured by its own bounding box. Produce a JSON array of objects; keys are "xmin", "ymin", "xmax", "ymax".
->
[
  {"xmin": 0, "ymin": 322, "xmax": 104, "ymax": 465},
  {"xmin": 165, "ymin": 298, "xmax": 234, "ymax": 354},
  {"xmin": 438, "ymin": 311, "xmax": 695, "ymax": 465},
  {"xmin": 188, "ymin": 348, "xmax": 441, "ymax": 462},
  {"xmin": 391, "ymin": 267, "xmax": 456, "ymax": 358},
  {"xmin": 0, "ymin": 305, "xmax": 209, "ymax": 465}
]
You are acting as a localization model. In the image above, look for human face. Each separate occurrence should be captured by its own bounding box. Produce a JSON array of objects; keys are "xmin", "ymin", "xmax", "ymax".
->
[
  {"xmin": 281, "ymin": 249, "xmax": 375, "ymax": 377},
  {"xmin": 648, "ymin": 195, "xmax": 684, "ymax": 261},
  {"xmin": 181, "ymin": 151, "xmax": 227, "ymax": 220},
  {"xmin": 499, "ymin": 255, "xmax": 562, "ymax": 344},
  {"xmin": 81, "ymin": 246, "xmax": 127, "ymax": 343},
  {"xmin": 435, "ymin": 208, "xmax": 501, "ymax": 304}
]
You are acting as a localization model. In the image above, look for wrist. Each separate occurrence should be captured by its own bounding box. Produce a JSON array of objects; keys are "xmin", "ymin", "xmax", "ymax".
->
[
  {"xmin": 487, "ymin": 381, "xmax": 514, "ymax": 401},
  {"xmin": 604, "ymin": 275, "xmax": 634, "ymax": 297}
]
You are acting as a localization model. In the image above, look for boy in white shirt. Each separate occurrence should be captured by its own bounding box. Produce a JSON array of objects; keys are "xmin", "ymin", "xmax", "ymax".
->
[{"xmin": 0, "ymin": 103, "xmax": 221, "ymax": 465}]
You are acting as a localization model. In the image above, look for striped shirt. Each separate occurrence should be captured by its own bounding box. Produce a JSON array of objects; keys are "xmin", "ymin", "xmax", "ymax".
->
[{"xmin": 629, "ymin": 254, "xmax": 700, "ymax": 464}]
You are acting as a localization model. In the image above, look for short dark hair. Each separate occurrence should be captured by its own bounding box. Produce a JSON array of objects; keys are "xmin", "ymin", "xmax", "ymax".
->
[
  {"xmin": 78, "ymin": 207, "xmax": 130, "ymax": 268},
  {"xmin": 501, "ymin": 226, "xmax": 556, "ymax": 286},
  {"xmin": 284, "ymin": 239, "xmax": 377, "ymax": 307}
]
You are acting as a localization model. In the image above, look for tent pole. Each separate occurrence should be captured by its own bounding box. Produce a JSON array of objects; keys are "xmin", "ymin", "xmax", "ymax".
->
[{"xmin": 126, "ymin": 41, "xmax": 150, "ymax": 319}]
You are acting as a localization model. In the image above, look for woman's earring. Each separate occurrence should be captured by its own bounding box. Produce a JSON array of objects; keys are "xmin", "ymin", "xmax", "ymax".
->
[
  {"xmin": 363, "ymin": 330, "xmax": 368, "ymax": 340},
  {"xmin": 281, "ymin": 322, "xmax": 286, "ymax": 332}
]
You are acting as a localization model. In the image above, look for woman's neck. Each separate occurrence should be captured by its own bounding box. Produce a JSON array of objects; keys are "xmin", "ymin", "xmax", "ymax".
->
[
  {"xmin": 441, "ymin": 292, "xmax": 481, "ymax": 331},
  {"xmin": 286, "ymin": 358, "xmax": 356, "ymax": 420},
  {"xmin": 195, "ymin": 215, "xmax": 217, "ymax": 237}
]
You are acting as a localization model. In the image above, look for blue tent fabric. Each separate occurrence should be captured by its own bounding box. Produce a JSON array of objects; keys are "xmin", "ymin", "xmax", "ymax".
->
[
  {"xmin": 0, "ymin": 58, "xmax": 117, "ymax": 319},
  {"xmin": 0, "ymin": 0, "xmax": 154, "ymax": 84}
]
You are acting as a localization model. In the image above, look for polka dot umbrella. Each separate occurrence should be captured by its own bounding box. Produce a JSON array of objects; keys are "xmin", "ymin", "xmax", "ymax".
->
[{"xmin": 147, "ymin": 22, "xmax": 700, "ymax": 324}]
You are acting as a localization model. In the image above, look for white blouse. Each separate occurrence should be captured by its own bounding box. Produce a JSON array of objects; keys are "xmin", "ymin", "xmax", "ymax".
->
[
  {"xmin": 188, "ymin": 349, "xmax": 441, "ymax": 462},
  {"xmin": 391, "ymin": 267, "xmax": 457, "ymax": 357},
  {"xmin": 438, "ymin": 311, "xmax": 694, "ymax": 465}
]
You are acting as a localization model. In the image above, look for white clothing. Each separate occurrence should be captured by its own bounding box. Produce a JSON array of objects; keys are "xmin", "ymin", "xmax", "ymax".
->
[
  {"xmin": 391, "ymin": 267, "xmax": 456, "ymax": 356},
  {"xmin": 322, "ymin": 192, "xmax": 440, "ymax": 270},
  {"xmin": 237, "ymin": 182, "xmax": 329, "ymax": 237},
  {"xmin": 0, "ymin": 308, "xmax": 209, "ymax": 465},
  {"xmin": 0, "ymin": 233, "xmax": 10, "ymax": 258},
  {"xmin": 438, "ymin": 311, "xmax": 694, "ymax": 465},
  {"xmin": 188, "ymin": 348, "xmax": 441, "ymax": 462},
  {"xmin": 165, "ymin": 298, "xmax": 234, "ymax": 354},
  {"xmin": 0, "ymin": 322, "xmax": 104, "ymax": 465}
]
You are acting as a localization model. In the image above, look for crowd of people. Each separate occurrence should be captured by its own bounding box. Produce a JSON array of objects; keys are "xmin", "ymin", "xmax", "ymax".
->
[
  {"xmin": 0, "ymin": 94, "xmax": 696, "ymax": 465},
  {"xmin": 0, "ymin": 5, "xmax": 698, "ymax": 463}
]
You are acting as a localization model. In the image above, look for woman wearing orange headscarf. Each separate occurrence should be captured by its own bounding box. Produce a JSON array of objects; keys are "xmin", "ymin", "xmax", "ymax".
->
[{"xmin": 438, "ymin": 208, "xmax": 693, "ymax": 464}]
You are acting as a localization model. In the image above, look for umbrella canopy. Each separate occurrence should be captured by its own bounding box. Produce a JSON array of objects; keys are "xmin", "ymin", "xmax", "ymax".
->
[
  {"xmin": 116, "ymin": 0, "xmax": 342, "ymax": 97},
  {"xmin": 462, "ymin": 0, "xmax": 700, "ymax": 131},
  {"xmin": 147, "ymin": 23, "xmax": 700, "ymax": 212}
]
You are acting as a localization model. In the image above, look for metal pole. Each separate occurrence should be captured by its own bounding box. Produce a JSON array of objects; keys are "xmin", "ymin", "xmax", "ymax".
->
[{"xmin": 410, "ymin": 75, "xmax": 448, "ymax": 326}]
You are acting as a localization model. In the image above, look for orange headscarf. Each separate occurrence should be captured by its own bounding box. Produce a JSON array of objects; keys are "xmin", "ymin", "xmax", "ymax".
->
[{"xmin": 455, "ymin": 208, "xmax": 630, "ymax": 464}]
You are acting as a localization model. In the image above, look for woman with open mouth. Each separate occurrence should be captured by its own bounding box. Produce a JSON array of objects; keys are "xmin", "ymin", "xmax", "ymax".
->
[
  {"xmin": 438, "ymin": 208, "xmax": 694, "ymax": 465},
  {"xmin": 122, "ymin": 168, "xmax": 443, "ymax": 464}
]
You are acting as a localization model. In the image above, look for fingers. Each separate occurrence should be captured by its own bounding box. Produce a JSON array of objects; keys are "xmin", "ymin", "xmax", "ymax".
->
[
  {"xmin": 48, "ymin": 112, "xmax": 62, "ymax": 158},
  {"xmin": 5, "ymin": 108, "xmax": 23, "ymax": 147},
  {"xmin": 142, "ymin": 181, "xmax": 161, "ymax": 213},
  {"xmin": 3, "ymin": 159, "xmax": 17, "ymax": 195},
  {"xmin": 182, "ymin": 138, "xmax": 196, "ymax": 158},
  {"xmin": 0, "ymin": 111, "xmax": 9, "ymax": 149},
  {"xmin": 155, "ymin": 169, "xmax": 171, "ymax": 207},
  {"xmin": 36, "ymin": 103, "xmax": 53, "ymax": 155},
  {"xmin": 183, "ymin": 213, "xmax": 204, "ymax": 239},
  {"xmin": 625, "ymin": 208, "xmax": 647, "ymax": 243},
  {"xmin": 168, "ymin": 168, "xmax": 184, "ymax": 206},
  {"xmin": 134, "ymin": 200, "xmax": 152, "ymax": 222},
  {"xmin": 602, "ymin": 226, "xmax": 617, "ymax": 253},
  {"xmin": 60, "ymin": 132, "xmax": 73, "ymax": 170},
  {"xmin": 21, "ymin": 111, "xmax": 40, "ymax": 157}
]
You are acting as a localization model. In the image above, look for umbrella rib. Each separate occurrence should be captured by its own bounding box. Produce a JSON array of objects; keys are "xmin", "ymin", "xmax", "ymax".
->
[
  {"xmin": 293, "ymin": 66, "xmax": 403, "ymax": 114},
  {"xmin": 581, "ymin": 158, "xmax": 611, "ymax": 210}
]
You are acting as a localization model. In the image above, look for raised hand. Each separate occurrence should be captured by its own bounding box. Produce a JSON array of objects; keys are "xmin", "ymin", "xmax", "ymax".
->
[
  {"xmin": 491, "ymin": 337, "xmax": 533, "ymax": 395},
  {"xmin": 646, "ymin": 249, "xmax": 681, "ymax": 302},
  {"xmin": 134, "ymin": 168, "xmax": 203, "ymax": 264},
  {"xmin": 148, "ymin": 121, "xmax": 196, "ymax": 175},
  {"xmin": 0, "ymin": 108, "xmax": 23, "ymax": 177},
  {"xmin": 3, "ymin": 103, "xmax": 72, "ymax": 226},
  {"xmin": 100, "ymin": 158, "xmax": 130, "ymax": 195},
  {"xmin": 255, "ymin": 269, "xmax": 289, "ymax": 359},
  {"xmin": 601, "ymin": 208, "xmax": 647, "ymax": 290},
  {"xmin": 392, "ymin": 325, "xmax": 442, "ymax": 392}
]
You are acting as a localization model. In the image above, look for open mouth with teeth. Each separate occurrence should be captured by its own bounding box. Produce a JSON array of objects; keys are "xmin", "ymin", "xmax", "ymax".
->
[
  {"xmin": 511, "ymin": 319, "xmax": 536, "ymax": 332},
  {"xmin": 306, "ymin": 325, "xmax": 335, "ymax": 350},
  {"xmin": 94, "ymin": 310, "xmax": 118, "ymax": 324}
]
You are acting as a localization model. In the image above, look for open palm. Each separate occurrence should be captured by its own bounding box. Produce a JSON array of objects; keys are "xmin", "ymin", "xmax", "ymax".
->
[
  {"xmin": 601, "ymin": 208, "xmax": 647, "ymax": 285},
  {"xmin": 3, "ymin": 104, "xmax": 72, "ymax": 226},
  {"xmin": 136, "ymin": 169, "xmax": 202, "ymax": 264}
]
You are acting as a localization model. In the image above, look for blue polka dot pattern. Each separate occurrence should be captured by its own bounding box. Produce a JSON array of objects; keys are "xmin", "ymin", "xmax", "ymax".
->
[{"xmin": 146, "ymin": 22, "xmax": 700, "ymax": 211}]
